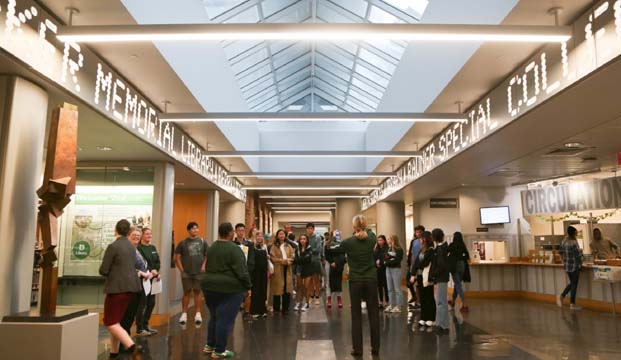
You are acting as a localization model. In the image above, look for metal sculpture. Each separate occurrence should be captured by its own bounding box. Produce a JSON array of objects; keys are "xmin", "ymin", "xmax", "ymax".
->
[{"xmin": 36, "ymin": 103, "xmax": 78, "ymax": 315}]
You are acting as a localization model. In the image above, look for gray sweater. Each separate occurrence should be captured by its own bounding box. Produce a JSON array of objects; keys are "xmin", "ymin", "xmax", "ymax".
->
[{"xmin": 99, "ymin": 236, "xmax": 142, "ymax": 294}]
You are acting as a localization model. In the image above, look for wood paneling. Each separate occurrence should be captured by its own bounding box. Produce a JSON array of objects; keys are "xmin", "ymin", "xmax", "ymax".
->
[{"xmin": 173, "ymin": 191, "xmax": 208, "ymax": 245}]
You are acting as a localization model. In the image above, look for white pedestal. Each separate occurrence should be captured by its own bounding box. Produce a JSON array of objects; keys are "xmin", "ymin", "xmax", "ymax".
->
[{"xmin": 0, "ymin": 312, "xmax": 99, "ymax": 360}]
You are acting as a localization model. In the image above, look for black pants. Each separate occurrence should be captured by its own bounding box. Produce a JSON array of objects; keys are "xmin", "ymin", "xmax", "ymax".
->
[
  {"xmin": 251, "ymin": 268, "xmax": 268, "ymax": 315},
  {"xmin": 376, "ymin": 267, "xmax": 389, "ymax": 303},
  {"xmin": 329, "ymin": 266, "xmax": 344, "ymax": 293},
  {"xmin": 406, "ymin": 271, "xmax": 417, "ymax": 302},
  {"xmin": 561, "ymin": 270, "xmax": 580, "ymax": 304},
  {"xmin": 136, "ymin": 294, "xmax": 156, "ymax": 331},
  {"xmin": 120, "ymin": 291, "xmax": 141, "ymax": 335},
  {"xmin": 418, "ymin": 275, "xmax": 436, "ymax": 322},
  {"xmin": 349, "ymin": 280, "xmax": 380, "ymax": 353}
]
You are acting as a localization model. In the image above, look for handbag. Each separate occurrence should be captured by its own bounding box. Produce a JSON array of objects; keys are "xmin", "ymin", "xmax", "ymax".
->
[
  {"xmin": 422, "ymin": 264, "xmax": 432, "ymax": 287},
  {"xmin": 267, "ymin": 259, "xmax": 275, "ymax": 275}
]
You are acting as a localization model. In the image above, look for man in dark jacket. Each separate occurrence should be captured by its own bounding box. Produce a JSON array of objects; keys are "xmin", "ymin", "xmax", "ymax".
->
[
  {"xmin": 234, "ymin": 223, "xmax": 255, "ymax": 318},
  {"xmin": 431, "ymin": 228, "xmax": 450, "ymax": 334},
  {"xmin": 99, "ymin": 219, "xmax": 144, "ymax": 359}
]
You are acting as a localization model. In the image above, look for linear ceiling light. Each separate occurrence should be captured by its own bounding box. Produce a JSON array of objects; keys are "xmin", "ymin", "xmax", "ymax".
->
[
  {"xmin": 57, "ymin": 23, "xmax": 571, "ymax": 43},
  {"xmin": 242, "ymin": 185, "xmax": 379, "ymax": 190},
  {"xmin": 207, "ymin": 151, "xmax": 421, "ymax": 158},
  {"xmin": 274, "ymin": 211, "xmax": 332, "ymax": 214},
  {"xmin": 160, "ymin": 112, "xmax": 466, "ymax": 123},
  {"xmin": 271, "ymin": 207, "xmax": 336, "ymax": 210},
  {"xmin": 266, "ymin": 202, "xmax": 337, "ymax": 205},
  {"xmin": 229, "ymin": 172, "xmax": 394, "ymax": 179},
  {"xmin": 260, "ymin": 195, "xmax": 367, "ymax": 199}
]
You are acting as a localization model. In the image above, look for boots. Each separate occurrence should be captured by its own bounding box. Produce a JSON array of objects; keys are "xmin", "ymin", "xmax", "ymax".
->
[
  {"xmin": 337, "ymin": 296, "xmax": 343, "ymax": 309},
  {"xmin": 327, "ymin": 296, "xmax": 332, "ymax": 308}
]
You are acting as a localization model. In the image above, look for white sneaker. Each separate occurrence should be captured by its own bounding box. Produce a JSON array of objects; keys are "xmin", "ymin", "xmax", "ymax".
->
[
  {"xmin": 425, "ymin": 321, "xmax": 434, "ymax": 327},
  {"xmin": 570, "ymin": 304, "xmax": 582, "ymax": 310},
  {"xmin": 418, "ymin": 320, "xmax": 426, "ymax": 326},
  {"xmin": 391, "ymin": 306, "xmax": 402, "ymax": 313},
  {"xmin": 361, "ymin": 302, "xmax": 367, "ymax": 310},
  {"xmin": 179, "ymin": 312, "xmax": 188, "ymax": 325},
  {"xmin": 195, "ymin": 312, "xmax": 203, "ymax": 325},
  {"xmin": 300, "ymin": 303, "xmax": 308, "ymax": 312},
  {"xmin": 314, "ymin": 297, "xmax": 321, "ymax": 305},
  {"xmin": 293, "ymin": 303, "xmax": 300, "ymax": 311},
  {"xmin": 556, "ymin": 295, "xmax": 563, "ymax": 307},
  {"xmin": 384, "ymin": 305, "xmax": 393, "ymax": 313}
]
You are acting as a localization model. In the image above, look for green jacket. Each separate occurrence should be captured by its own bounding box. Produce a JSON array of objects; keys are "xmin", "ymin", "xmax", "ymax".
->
[
  {"xmin": 334, "ymin": 229, "xmax": 377, "ymax": 282},
  {"xmin": 137, "ymin": 243, "xmax": 161, "ymax": 271},
  {"xmin": 201, "ymin": 240, "xmax": 252, "ymax": 293}
]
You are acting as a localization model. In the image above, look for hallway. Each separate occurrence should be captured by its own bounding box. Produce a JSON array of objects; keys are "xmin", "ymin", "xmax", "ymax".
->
[{"xmin": 97, "ymin": 296, "xmax": 621, "ymax": 360}]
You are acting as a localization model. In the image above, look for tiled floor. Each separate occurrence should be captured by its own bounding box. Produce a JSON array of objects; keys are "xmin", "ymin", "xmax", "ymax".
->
[{"xmin": 98, "ymin": 293, "xmax": 621, "ymax": 359}]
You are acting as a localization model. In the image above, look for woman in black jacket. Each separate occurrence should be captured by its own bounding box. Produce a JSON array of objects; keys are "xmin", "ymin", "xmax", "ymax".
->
[
  {"xmin": 294, "ymin": 234, "xmax": 313, "ymax": 311},
  {"xmin": 250, "ymin": 232, "xmax": 269, "ymax": 318},
  {"xmin": 412, "ymin": 231, "xmax": 436, "ymax": 327},
  {"xmin": 373, "ymin": 235, "xmax": 389, "ymax": 309},
  {"xmin": 325, "ymin": 235, "xmax": 347, "ymax": 309},
  {"xmin": 448, "ymin": 232, "xmax": 470, "ymax": 312}
]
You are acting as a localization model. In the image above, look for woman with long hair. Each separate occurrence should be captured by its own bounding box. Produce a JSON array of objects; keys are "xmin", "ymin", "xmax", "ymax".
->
[
  {"xmin": 325, "ymin": 232, "xmax": 347, "ymax": 309},
  {"xmin": 411, "ymin": 231, "xmax": 436, "ymax": 327},
  {"xmin": 136, "ymin": 227, "xmax": 161, "ymax": 336},
  {"xmin": 328, "ymin": 215, "xmax": 380, "ymax": 356},
  {"xmin": 374, "ymin": 235, "xmax": 389, "ymax": 309},
  {"xmin": 293, "ymin": 234, "xmax": 313, "ymax": 311},
  {"xmin": 250, "ymin": 232, "xmax": 269, "ymax": 319},
  {"xmin": 448, "ymin": 231, "xmax": 470, "ymax": 312},
  {"xmin": 269, "ymin": 229, "xmax": 295, "ymax": 314},
  {"xmin": 383, "ymin": 235, "xmax": 404, "ymax": 313}
]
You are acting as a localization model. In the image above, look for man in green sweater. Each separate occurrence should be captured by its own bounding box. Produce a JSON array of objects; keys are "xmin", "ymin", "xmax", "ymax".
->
[
  {"xmin": 328, "ymin": 215, "xmax": 380, "ymax": 357},
  {"xmin": 201, "ymin": 222, "xmax": 252, "ymax": 359}
]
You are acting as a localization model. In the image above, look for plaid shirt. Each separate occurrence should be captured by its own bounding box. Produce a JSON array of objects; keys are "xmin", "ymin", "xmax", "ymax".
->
[{"xmin": 560, "ymin": 238, "xmax": 582, "ymax": 273}]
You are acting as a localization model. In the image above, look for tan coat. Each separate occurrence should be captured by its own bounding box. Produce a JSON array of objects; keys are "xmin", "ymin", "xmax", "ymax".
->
[{"xmin": 269, "ymin": 242, "xmax": 295, "ymax": 296}]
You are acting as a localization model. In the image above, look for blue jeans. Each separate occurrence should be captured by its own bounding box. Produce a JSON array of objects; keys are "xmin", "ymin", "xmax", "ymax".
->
[
  {"xmin": 203, "ymin": 290, "xmax": 245, "ymax": 353},
  {"xmin": 561, "ymin": 270, "xmax": 580, "ymax": 304},
  {"xmin": 436, "ymin": 282, "xmax": 449, "ymax": 330},
  {"xmin": 451, "ymin": 261, "xmax": 465, "ymax": 302},
  {"xmin": 386, "ymin": 267, "xmax": 403, "ymax": 307}
]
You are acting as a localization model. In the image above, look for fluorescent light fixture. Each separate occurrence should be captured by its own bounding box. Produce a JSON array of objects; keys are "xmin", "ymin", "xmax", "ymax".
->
[
  {"xmin": 271, "ymin": 207, "xmax": 336, "ymax": 210},
  {"xmin": 243, "ymin": 185, "xmax": 379, "ymax": 190},
  {"xmin": 274, "ymin": 211, "xmax": 332, "ymax": 214},
  {"xmin": 229, "ymin": 172, "xmax": 394, "ymax": 179},
  {"xmin": 287, "ymin": 105, "xmax": 304, "ymax": 111},
  {"xmin": 160, "ymin": 112, "xmax": 466, "ymax": 123},
  {"xmin": 266, "ymin": 202, "xmax": 337, "ymax": 205},
  {"xmin": 57, "ymin": 23, "xmax": 572, "ymax": 43},
  {"xmin": 320, "ymin": 105, "xmax": 338, "ymax": 111},
  {"xmin": 260, "ymin": 195, "xmax": 367, "ymax": 199},
  {"xmin": 207, "ymin": 151, "xmax": 421, "ymax": 158}
]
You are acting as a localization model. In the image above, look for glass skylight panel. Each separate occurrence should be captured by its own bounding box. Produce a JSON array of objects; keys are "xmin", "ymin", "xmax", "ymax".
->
[
  {"xmin": 349, "ymin": 88, "xmax": 380, "ymax": 106},
  {"xmin": 315, "ymin": 55, "xmax": 350, "ymax": 81},
  {"xmin": 231, "ymin": 47, "xmax": 269, "ymax": 74},
  {"xmin": 315, "ymin": 79, "xmax": 346, "ymax": 102},
  {"xmin": 317, "ymin": 47, "xmax": 355, "ymax": 69},
  {"xmin": 268, "ymin": 1, "xmax": 311, "ymax": 22},
  {"xmin": 243, "ymin": 77, "xmax": 275, "ymax": 99},
  {"xmin": 351, "ymin": 77, "xmax": 383, "ymax": 99},
  {"xmin": 358, "ymin": 48, "xmax": 396, "ymax": 74},
  {"xmin": 316, "ymin": 1, "xmax": 357, "ymax": 23},
  {"xmin": 346, "ymin": 95, "xmax": 375, "ymax": 112},
  {"xmin": 275, "ymin": 55, "xmax": 311, "ymax": 80},
  {"xmin": 272, "ymin": 43, "xmax": 310, "ymax": 68},
  {"xmin": 280, "ymin": 78, "xmax": 311, "ymax": 100},
  {"xmin": 382, "ymin": 0, "xmax": 429, "ymax": 19},
  {"xmin": 354, "ymin": 63, "xmax": 390, "ymax": 88},
  {"xmin": 238, "ymin": 63, "xmax": 272, "ymax": 88},
  {"xmin": 203, "ymin": 0, "xmax": 247, "ymax": 20},
  {"xmin": 314, "ymin": 67, "xmax": 349, "ymax": 93},
  {"xmin": 223, "ymin": 5, "xmax": 261, "ymax": 23},
  {"xmin": 277, "ymin": 66, "xmax": 311, "ymax": 89},
  {"xmin": 261, "ymin": 0, "xmax": 299, "ymax": 18},
  {"xmin": 326, "ymin": 0, "xmax": 368, "ymax": 19},
  {"xmin": 363, "ymin": 39, "xmax": 405, "ymax": 61},
  {"xmin": 368, "ymin": 5, "xmax": 401, "ymax": 23},
  {"xmin": 255, "ymin": 97, "xmax": 280, "ymax": 112}
]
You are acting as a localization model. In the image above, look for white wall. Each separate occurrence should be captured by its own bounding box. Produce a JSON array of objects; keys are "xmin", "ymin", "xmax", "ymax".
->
[{"xmin": 412, "ymin": 189, "xmax": 461, "ymax": 236}]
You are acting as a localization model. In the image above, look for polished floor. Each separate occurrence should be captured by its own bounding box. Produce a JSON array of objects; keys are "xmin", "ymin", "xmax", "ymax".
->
[{"xmin": 98, "ymin": 291, "xmax": 621, "ymax": 360}]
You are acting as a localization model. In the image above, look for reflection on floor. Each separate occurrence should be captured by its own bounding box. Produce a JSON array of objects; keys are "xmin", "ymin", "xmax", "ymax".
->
[{"xmin": 98, "ymin": 295, "xmax": 621, "ymax": 359}]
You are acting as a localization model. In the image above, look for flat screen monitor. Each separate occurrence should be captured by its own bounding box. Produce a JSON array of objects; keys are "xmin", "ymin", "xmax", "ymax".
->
[{"xmin": 480, "ymin": 206, "xmax": 511, "ymax": 225}]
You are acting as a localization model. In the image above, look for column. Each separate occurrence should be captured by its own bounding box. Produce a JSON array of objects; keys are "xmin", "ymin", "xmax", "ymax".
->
[
  {"xmin": 335, "ymin": 199, "xmax": 362, "ymax": 234},
  {"xmin": 245, "ymin": 192, "xmax": 256, "ymax": 229},
  {"xmin": 376, "ymin": 201, "xmax": 406, "ymax": 246},
  {"xmin": 330, "ymin": 209, "xmax": 336, "ymax": 232},
  {"xmin": 219, "ymin": 200, "xmax": 245, "ymax": 228},
  {"xmin": 0, "ymin": 77, "xmax": 48, "ymax": 317},
  {"xmin": 206, "ymin": 190, "xmax": 220, "ymax": 243},
  {"xmin": 151, "ymin": 163, "xmax": 175, "ymax": 316}
]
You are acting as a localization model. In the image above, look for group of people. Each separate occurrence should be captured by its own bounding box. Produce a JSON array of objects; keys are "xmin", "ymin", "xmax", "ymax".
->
[{"xmin": 99, "ymin": 215, "xmax": 474, "ymax": 359}]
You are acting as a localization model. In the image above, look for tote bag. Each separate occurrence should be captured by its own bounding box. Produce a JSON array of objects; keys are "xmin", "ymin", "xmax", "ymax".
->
[{"xmin": 267, "ymin": 259, "xmax": 275, "ymax": 275}]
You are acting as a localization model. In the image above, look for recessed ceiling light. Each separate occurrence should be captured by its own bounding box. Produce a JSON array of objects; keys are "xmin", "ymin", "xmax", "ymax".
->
[
  {"xmin": 243, "ymin": 185, "xmax": 379, "ymax": 190},
  {"xmin": 320, "ymin": 105, "xmax": 338, "ymax": 111},
  {"xmin": 78, "ymin": 146, "xmax": 84, "ymax": 151},
  {"xmin": 260, "ymin": 195, "xmax": 367, "ymax": 199},
  {"xmin": 175, "ymin": 182, "xmax": 185, "ymax": 186},
  {"xmin": 287, "ymin": 105, "xmax": 304, "ymax": 111},
  {"xmin": 564, "ymin": 142, "xmax": 584, "ymax": 148},
  {"xmin": 122, "ymin": 166, "xmax": 130, "ymax": 172},
  {"xmin": 160, "ymin": 112, "xmax": 466, "ymax": 123},
  {"xmin": 96, "ymin": 146, "xmax": 112, "ymax": 151}
]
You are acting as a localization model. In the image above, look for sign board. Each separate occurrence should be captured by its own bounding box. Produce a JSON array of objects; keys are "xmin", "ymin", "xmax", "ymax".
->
[
  {"xmin": 476, "ymin": 227, "xmax": 489, "ymax": 233},
  {"xmin": 0, "ymin": 0, "xmax": 245, "ymax": 201},
  {"xmin": 429, "ymin": 197, "xmax": 459, "ymax": 208},
  {"xmin": 364, "ymin": 0, "xmax": 621, "ymax": 210},
  {"xmin": 520, "ymin": 176, "xmax": 621, "ymax": 216}
]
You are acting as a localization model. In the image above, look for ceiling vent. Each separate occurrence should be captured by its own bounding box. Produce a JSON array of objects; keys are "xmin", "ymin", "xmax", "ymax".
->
[{"xmin": 542, "ymin": 147, "xmax": 590, "ymax": 157}]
